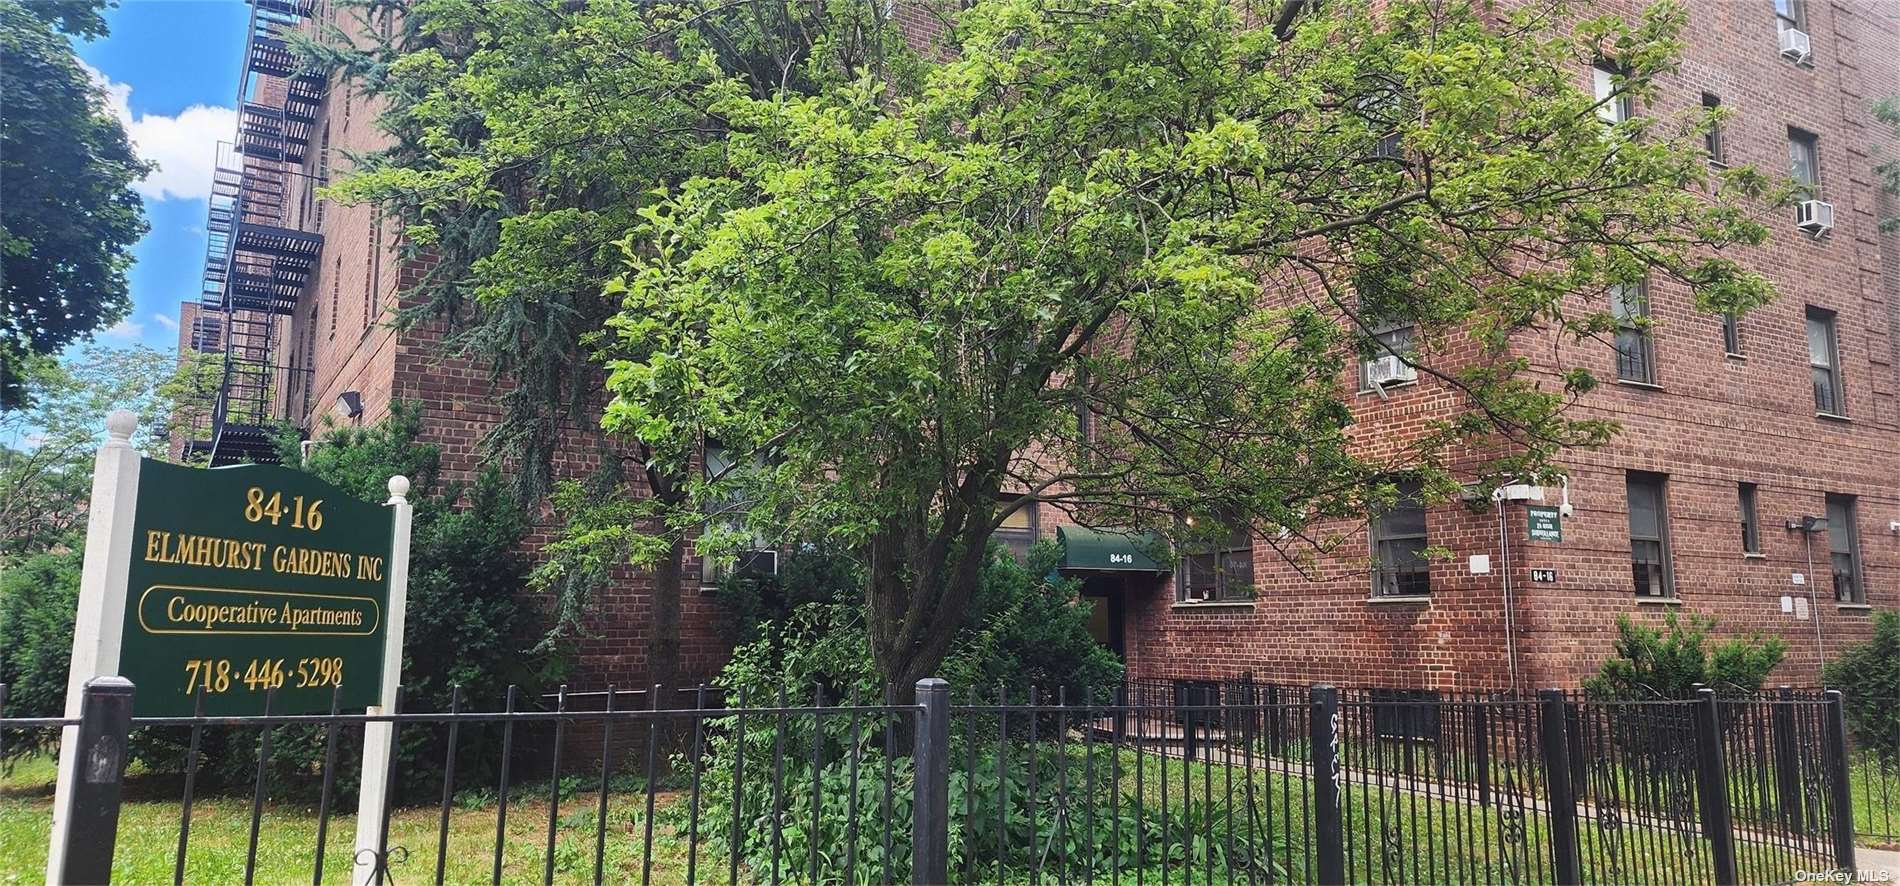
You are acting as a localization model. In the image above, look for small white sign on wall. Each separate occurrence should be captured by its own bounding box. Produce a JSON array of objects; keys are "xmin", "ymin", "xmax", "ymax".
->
[
  {"xmin": 1795, "ymin": 597, "xmax": 1811, "ymax": 620},
  {"xmin": 1780, "ymin": 595, "xmax": 1794, "ymax": 614},
  {"xmin": 1469, "ymin": 554, "xmax": 1492, "ymax": 574},
  {"xmin": 1792, "ymin": 572, "xmax": 1807, "ymax": 586}
]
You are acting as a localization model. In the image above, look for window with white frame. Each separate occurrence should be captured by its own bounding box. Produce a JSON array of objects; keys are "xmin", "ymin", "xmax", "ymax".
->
[{"xmin": 1593, "ymin": 65, "xmax": 1631, "ymax": 125}]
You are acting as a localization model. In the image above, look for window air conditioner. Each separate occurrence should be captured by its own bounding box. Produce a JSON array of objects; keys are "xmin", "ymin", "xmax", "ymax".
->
[
  {"xmin": 1797, "ymin": 199, "xmax": 1834, "ymax": 238},
  {"xmin": 1779, "ymin": 28, "xmax": 1812, "ymax": 63},
  {"xmin": 1365, "ymin": 353, "xmax": 1417, "ymax": 387},
  {"xmin": 734, "ymin": 549, "xmax": 779, "ymax": 579}
]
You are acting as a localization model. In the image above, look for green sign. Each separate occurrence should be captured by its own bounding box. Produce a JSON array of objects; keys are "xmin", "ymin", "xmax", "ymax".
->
[
  {"xmin": 119, "ymin": 460, "xmax": 393, "ymax": 716},
  {"xmin": 1527, "ymin": 505, "xmax": 1562, "ymax": 543}
]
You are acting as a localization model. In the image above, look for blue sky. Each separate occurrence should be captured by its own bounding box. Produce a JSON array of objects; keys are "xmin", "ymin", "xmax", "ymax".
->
[{"xmin": 78, "ymin": 0, "xmax": 250, "ymax": 351}]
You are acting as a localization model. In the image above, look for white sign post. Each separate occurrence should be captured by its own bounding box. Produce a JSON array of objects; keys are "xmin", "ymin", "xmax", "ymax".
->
[
  {"xmin": 45, "ymin": 411, "xmax": 142, "ymax": 885},
  {"xmin": 352, "ymin": 475, "xmax": 413, "ymax": 886}
]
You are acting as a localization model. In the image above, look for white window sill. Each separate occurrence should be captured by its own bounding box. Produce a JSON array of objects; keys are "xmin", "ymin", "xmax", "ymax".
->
[
  {"xmin": 1816, "ymin": 412, "xmax": 1851, "ymax": 423},
  {"xmin": 1615, "ymin": 379, "xmax": 1665, "ymax": 392},
  {"xmin": 1635, "ymin": 596, "xmax": 1682, "ymax": 605},
  {"xmin": 1837, "ymin": 602, "xmax": 1873, "ymax": 611},
  {"xmin": 1357, "ymin": 379, "xmax": 1419, "ymax": 397},
  {"xmin": 1172, "ymin": 601, "xmax": 1256, "ymax": 611},
  {"xmin": 1366, "ymin": 595, "xmax": 1431, "ymax": 605},
  {"xmin": 1743, "ymin": 552, "xmax": 1766, "ymax": 560},
  {"xmin": 1724, "ymin": 351, "xmax": 1745, "ymax": 361}
]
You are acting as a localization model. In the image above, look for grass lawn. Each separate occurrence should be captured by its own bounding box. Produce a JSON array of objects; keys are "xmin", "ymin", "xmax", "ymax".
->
[{"xmin": 3, "ymin": 755, "xmax": 718, "ymax": 884}]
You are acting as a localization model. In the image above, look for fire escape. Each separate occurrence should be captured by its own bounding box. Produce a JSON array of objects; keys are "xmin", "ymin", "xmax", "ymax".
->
[{"xmin": 187, "ymin": 0, "xmax": 323, "ymax": 465}]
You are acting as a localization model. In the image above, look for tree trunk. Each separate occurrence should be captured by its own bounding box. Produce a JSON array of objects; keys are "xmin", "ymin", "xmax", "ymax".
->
[
  {"xmin": 867, "ymin": 520, "xmax": 992, "ymax": 706},
  {"xmin": 649, "ymin": 532, "xmax": 685, "ymax": 720}
]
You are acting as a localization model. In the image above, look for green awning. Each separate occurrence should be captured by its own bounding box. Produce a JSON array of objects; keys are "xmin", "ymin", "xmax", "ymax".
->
[{"xmin": 1057, "ymin": 526, "xmax": 1168, "ymax": 572}]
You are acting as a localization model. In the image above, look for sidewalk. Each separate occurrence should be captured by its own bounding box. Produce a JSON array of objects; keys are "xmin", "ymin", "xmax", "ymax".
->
[{"xmin": 1860, "ymin": 845, "xmax": 1900, "ymax": 881}]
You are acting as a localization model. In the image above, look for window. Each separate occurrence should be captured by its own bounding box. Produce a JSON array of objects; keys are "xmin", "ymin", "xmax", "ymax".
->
[
  {"xmin": 1361, "ymin": 324, "xmax": 1418, "ymax": 389},
  {"xmin": 701, "ymin": 442, "xmax": 772, "ymax": 587},
  {"xmin": 1775, "ymin": 0, "xmax": 1807, "ymax": 33},
  {"xmin": 1357, "ymin": 83, "xmax": 1404, "ymax": 159},
  {"xmin": 1826, "ymin": 494, "xmax": 1863, "ymax": 603},
  {"xmin": 314, "ymin": 124, "xmax": 330, "ymax": 230},
  {"xmin": 327, "ymin": 256, "xmax": 340, "ymax": 338},
  {"xmin": 994, "ymin": 497, "xmax": 1038, "ymax": 563},
  {"xmin": 364, "ymin": 219, "xmax": 383, "ymax": 330},
  {"xmin": 1178, "ymin": 519, "xmax": 1254, "ymax": 603},
  {"xmin": 1611, "ymin": 282, "xmax": 1655, "ymax": 384},
  {"xmin": 1739, "ymin": 483, "xmax": 1761, "ymax": 555},
  {"xmin": 1627, "ymin": 472, "xmax": 1673, "ymax": 598},
  {"xmin": 1807, "ymin": 307, "xmax": 1844, "ymax": 415},
  {"xmin": 1371, "ymin": 479, "xmax": 1430, "ymax": 597},
  {"xmin": 1722, "ymin": 312, "xmax": 1743, "ymax": 356},
  {"xmin": 1789, "ymin": 129, "xmax": 1821, "ymax": 200},
  {"xmin": 1593, "ymin": 65, "xmax": 1631, "ymax": 125},
  {"xmin": 1702, "ymin": 94, "xmax": 1726, "ymax": 166}
]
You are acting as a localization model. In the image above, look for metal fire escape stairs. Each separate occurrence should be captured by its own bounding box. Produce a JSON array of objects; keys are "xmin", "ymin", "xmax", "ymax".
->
[{"xmin": 187, "ymin": 0, "xmax": 323, "ymax": 466}]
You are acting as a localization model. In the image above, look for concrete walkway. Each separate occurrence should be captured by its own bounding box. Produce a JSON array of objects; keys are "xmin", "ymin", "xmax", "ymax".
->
[{"xmin": 1860, "ymin": 845, "xmax": 1900, "ymax": 880}]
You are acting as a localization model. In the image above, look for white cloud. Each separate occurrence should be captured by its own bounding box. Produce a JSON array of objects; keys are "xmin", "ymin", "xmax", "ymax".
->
[
  {"xmin": 82, "ymin": 62, "xmax": 236, "ymax": 202},
  {"xmin": 99, "ymin": 318, "xmax": 146, "ymax": 341},
  {"xmin": 153, "ymin": 312, "xmax": 179, "ymax": 332}
]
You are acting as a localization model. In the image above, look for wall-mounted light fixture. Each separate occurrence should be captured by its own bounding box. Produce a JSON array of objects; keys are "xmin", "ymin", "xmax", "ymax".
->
[{"xmin": 336, "ymin": 390, "xmax": 364, "ymax": 419}]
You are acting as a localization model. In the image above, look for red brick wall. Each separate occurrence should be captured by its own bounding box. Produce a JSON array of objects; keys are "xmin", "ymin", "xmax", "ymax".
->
[{"xmin": 1117, "ymin": 0, "xmax": 1900, "ymax": 694}]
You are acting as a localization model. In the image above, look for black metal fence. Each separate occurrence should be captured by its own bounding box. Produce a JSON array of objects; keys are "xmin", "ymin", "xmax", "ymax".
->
[{"xmin": 1, "ymin": 678, "xmax": 1871, "ymax": 884}]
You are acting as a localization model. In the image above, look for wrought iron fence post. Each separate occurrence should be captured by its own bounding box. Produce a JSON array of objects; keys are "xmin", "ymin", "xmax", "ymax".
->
[
  {"xmin": 1309, "ymin": 684, "xmax": 1345, "ymax": 885},
  {"xmin": 1693, "ymin": 688, "xmax": 1739, "ymax": 886},
  {"xmin": 1537, "ymin": 688, "xmax": 1582, "ymax": 886},
  {"xmin": 912, "ymin": 677, "xmax": 950, "ymax": 885},
  {"xmin": 1823, "ymin": 689, "xmax": 1858, "ymax": 872},
  {"xmin": 55, "ymin": 676, "xmax": 135, "ymax": 886},
  {"xmin": 1772, "ymin": 685, "xmax": 1804, "ymax": 832}
]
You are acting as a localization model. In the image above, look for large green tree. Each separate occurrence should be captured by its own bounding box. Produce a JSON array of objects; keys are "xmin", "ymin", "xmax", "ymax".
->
[
  {"xmin": 318, "ymin": 0, "xmax": 914, "ymax": 698},
  {"xmin": 0, "ymin": 345, "xmax": 175, "ymax": 559},
  {"xmin": 0, "ymin": 0, "xmax": 150, "ymax": 410},
  {"xmin": 603, "ymin": 0, "xmax": 1775, "ymax": 693}
]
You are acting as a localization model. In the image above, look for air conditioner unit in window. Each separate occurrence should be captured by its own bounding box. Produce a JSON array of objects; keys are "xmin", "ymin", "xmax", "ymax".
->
[
  {"xmin": 1779, "ymin": 27, "xmax": 1812, "ymax": 63},
  {"xmin": 704, "ymin": 548, "xmax": 779, "ymax": 587},
  {"xmin": 1797, "ymin": 199, "xmax": 1835, "ymax": 237},
  {"xmin": 734, "ymin": 549, "xmax": 778, "ymax": 580},
  {"xmin": 1365, "ymin": 353, "xmax": 1417, "ymax": 387}
]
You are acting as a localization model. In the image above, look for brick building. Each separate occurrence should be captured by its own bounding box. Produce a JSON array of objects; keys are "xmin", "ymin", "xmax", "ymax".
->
[
  {"xmin": 1101, "ymin": 0, "xmax": 1900, "ymax": 693},
  {"xmin": 179, "ymin": 0, "xmax": 1899, "ymax": 697},
  {"xmin": 173, "ymin": 0, "xmax": 731, "ymax": 691}
]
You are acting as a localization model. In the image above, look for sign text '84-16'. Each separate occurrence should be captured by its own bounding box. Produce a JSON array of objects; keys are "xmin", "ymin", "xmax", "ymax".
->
[{"xmin": 119, "ymin": 460, "xmax": 394, "ymax": 716}]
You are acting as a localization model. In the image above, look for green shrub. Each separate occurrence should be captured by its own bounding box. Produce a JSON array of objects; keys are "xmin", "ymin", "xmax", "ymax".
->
[
  {"xmin": 0, "ymin": 548, "xmax": 82, "ymax": 764},
  {"xmin": 681, "ymin": 731, "xmax": 1287, "ymax": 884},
  {"xmin": 1582, "ymin": 612, "xmax": 1786, "ymax": 700},
  {"xmin": 689, "ymin": 542, "xmax": 1139, "ymax": 880},
  {"xmin": 1823, "ymin": 610, "xmax": 1900, "ymax": 760},
  {"xmin": 715, "ymin": 541, "xmax": 1122, "ymax": 700}
]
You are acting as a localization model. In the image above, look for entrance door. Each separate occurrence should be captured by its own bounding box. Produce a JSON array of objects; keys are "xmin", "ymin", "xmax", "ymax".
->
[{"xmin": 1079, "ymin": 575, "xmax": 1127, "ymax": 659}]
